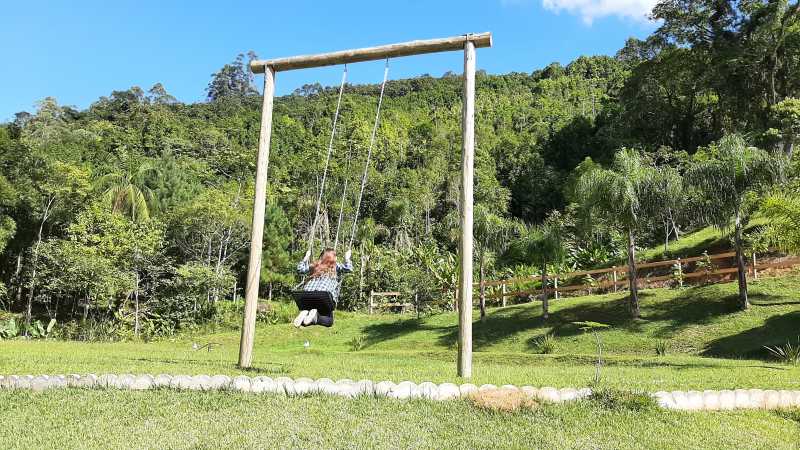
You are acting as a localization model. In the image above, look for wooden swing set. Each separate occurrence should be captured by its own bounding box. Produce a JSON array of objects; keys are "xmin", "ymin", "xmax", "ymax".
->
[{"xmin": 239, "ymin": 33, "xmax": 493, "ymax": 378}]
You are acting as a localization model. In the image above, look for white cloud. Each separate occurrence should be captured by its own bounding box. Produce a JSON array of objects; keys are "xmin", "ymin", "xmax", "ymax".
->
[{"xmin": 541, "ymin": 0, "xmax": 657, "ymax": 24}]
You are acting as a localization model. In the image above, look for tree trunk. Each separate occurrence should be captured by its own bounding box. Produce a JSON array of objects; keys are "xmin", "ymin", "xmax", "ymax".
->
[
  {"xmin": 664, "ymin": 219, "xmax": 670, "ymax": 253},
  {"xmin": 479, "ymin": 250, "xmax": 486, "ymax": 321},
  {"xmin": 541, "ymin": 261, "xmax": 549, "ymax": 320},
  {"xmin": 783, "ymin": 139, "xmax": 794, "ymax": 160},
  {"xmin": 25, "ymin": 214, "xmax": 48, "ymax": 335},
  {"xmin": 627, "ymin": 230, "xmax": 640, "ymax": 318},
  {"xmin": 13, "ymin": 253, "xmax": 22, "ymax": 309},
  {"xmin": 734, "ymin": 211, "xmax": 749, "ymax": 309},
  {"xmin": 134, "ymin": 272, "xmax": 140, "ymax": 338},
  {"xmin": 359, "ymin": 247, "xmax": 366, "ymax": 304}
]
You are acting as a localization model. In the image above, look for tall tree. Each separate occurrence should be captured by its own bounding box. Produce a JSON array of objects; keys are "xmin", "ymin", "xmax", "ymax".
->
[
  {"xmin": 474, "ymin": 205, "xmax": 509, "ymax": 321},
  {"xmin": 98, "ymin": 158, "xmax": 156, "ymax": 222},
  {"xmin": 206, "ymin": 52, "xmax": 259, "ymax": 102},
  {"xmin": 576, "ymin": 148, "xmax": 661, "ymax": 318},
  {"xmin": 513, "ymin": 211, "xmax": 568, "ymax": 319},
  {"xmin": 771, "ymin": 97, "xmax": 800, "ymax": 157},
  {"xmin": 686, "ymin": 134, "xmax": 784, "ymax": 309}
]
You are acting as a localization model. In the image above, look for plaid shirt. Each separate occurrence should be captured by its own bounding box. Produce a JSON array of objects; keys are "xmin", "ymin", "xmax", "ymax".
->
[{"xmin": 297, "ymin": 259, "xmax": 353, "ymax": 302}]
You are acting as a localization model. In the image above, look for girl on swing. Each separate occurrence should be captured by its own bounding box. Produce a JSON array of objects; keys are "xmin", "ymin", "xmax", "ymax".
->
[{"xmin": 293, "ymin": 248, "xmax": 352, "ymax": 328}]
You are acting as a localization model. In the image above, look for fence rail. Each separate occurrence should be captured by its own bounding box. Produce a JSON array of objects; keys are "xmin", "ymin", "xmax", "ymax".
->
[{"xmin": 473, "ymin": 252, "xmax": 800, "ymax": 304}]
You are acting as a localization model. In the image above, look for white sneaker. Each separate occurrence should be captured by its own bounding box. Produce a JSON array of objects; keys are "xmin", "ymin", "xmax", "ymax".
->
[
  {"xmin": 303, "ymin": 309, "xmax": 318, "ymax": 326},
  {"xmin": 293, "ymin": 310, "xmax": 309, "ymax": 328}
]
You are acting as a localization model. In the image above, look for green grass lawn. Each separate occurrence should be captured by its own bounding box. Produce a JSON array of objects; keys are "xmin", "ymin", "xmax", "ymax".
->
[
  {"xmin": 1, "ymin": 389, "xmax": 798, "ymax": 449},
  {"xmin": 2, "ymin": 273, "xmax": 800, "ymax": 448},
  {"xmin": 3, "ymin": 273, "xmax": 800, "ymax": 390}
]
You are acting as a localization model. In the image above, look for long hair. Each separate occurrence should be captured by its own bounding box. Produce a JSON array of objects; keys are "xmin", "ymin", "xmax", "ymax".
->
[{"xmin": 310, "ymin": 248, "xmax": 337, "ymax": 278}]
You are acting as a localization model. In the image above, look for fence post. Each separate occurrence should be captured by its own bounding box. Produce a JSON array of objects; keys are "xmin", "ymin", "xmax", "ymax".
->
[
  {"xmin": 415, "ymin": 292, "xmax": 420, "ymax": 319},
  {"xmin": 554, "ymin": 276, "xmax": 559, "ymax": 299},
  {"xmin": 677, "ymin": 257, "xmax": 683, "ymax": 288},
  {"xmin": 752, "ymin": 253, "xmax": 758, "ymax": 280},
  {"xmin": 612, "ymin": 267, "xmax": 618, "ymax": 292},
  {"xmin": 369, "ymin": 290, "xmax": 374, "ymax": 315},
  {"xmin": 501, "ymin": 282, "xmax": 507, "ymax": 307}
]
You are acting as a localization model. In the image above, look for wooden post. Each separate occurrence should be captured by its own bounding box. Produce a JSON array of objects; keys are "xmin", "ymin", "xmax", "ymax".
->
[
  {"xmin": 415, "ymin": 292, "xmax": 420, "ymax": 319},
  {"xmin": 752, "ymin": 253, "xmax": 758, "ymax": 280},
  {"xmin": 612, "ymin": 267, "xmax": 618, "ymax": 292},
  {"xmin": 369, "ymin": 290, "xmax": 374, "ymax": 314},
  {"xmin": 457, "ymin": 41, "xmax": 476, "ymax": 379},
  {"xmin": 238, "ymin": 66, "xmax": 275, "ymax": 369},
  {"xmin": 677, "ymin": 258, "xmax": 683, "ymax": 288},
  {"xmin": 554, "ymin": 276, "xmax": 559, "ymax": 299},
  {"xmin": 501, "ymin": 282, "xmax": 507, "ymax": 307}
]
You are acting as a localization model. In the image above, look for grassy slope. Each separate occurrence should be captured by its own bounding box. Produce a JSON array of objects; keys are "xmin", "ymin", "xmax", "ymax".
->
[
  {"xmin": 638, "ymin": 218, "xmax": 767, "ymax": 262},
  {"xmin": 2, "ymin": 273, "xmax": 799, "ymax": 391}
]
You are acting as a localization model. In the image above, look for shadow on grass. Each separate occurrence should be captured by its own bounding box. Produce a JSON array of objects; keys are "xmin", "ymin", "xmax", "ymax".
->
[
  {"xmin": 240, "ymin": 365, "xmax": 287, "ymax": 375},
  {"xmin": 644, "ymin": 286, "xmax": 741, "ymax": 339},
  {"xmin": 359, "ymin": 280, "xmax": 799, "ymax": 360},
  {"xmin": 362, "ymin": 293, "xmax": 656, "ymax": 352},
  {"xmin": 702, "ymin": 311, "xmax": 800, "ymax": 359},
  {"xmin": 359, "ymin": 318, "xmax": 439, "ymax": 350},
  {"xmin": 128, "ymin": 356, "xmax": 289, "ymax": 374}
]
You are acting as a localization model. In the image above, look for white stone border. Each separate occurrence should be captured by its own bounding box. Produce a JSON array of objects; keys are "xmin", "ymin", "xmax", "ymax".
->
[{"xmin": 1, "ymin": 375, "xmax": 798, "ymax": 410}]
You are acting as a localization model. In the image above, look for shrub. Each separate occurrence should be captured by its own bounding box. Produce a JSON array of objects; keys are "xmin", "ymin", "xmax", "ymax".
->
[
  {"xmin": 589, "ymin": 388, "xmax": 656, "ymax": 411},
  {"xmin": 51, "ymin": 318, "xmax": 124, "ymax": 342},
  {"xmin": 348, "ymin": 334, "xmax": 367, "ymax": 352},
  {"xmin": 764, "ymin": 338, "xmax": 800, "ymax": 365},
  {"xmin": 0, "ymin": 317, "xmax": 19, "ymax": 339},
  {"xmin": 468, "ymin": 390, "xmax": 538, "ymax": 413},
  {"xmin": 532, "ymin": 333, "xmax": 557, "ymax": 354},
  {"xmin": 256, "ymin": 300, "xmax": 296, "ymax": 325},
  {"xmin": 655, "ymin": 340, "xmax": 668, "ymax": 356}
]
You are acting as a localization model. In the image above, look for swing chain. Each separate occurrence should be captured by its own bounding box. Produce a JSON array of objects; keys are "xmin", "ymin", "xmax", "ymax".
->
[
  {"xmin": 347, "ymin": 58, "xmax": 390, "ymax": 252},
  {"xmin": 307, "ymin": 65, "xmax": 348, "ymax": 255}
]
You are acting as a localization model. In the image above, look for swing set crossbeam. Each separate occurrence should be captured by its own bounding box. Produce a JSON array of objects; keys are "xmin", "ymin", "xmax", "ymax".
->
[{"xmin": 250, "ymin": 33, "xmax": 492, "ymax": 73}]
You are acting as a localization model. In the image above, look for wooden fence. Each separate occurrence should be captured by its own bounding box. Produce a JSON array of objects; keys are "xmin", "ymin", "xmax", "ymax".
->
[{"xmin": 473, "ymin": 251, "xmax": 800, "ymax": 305}]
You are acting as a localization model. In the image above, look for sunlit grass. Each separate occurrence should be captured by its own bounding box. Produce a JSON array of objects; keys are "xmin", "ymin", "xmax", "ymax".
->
[
  {"xmin": 0, "ymin": 389, "xmax": 797, "ymax": 449},
  {"xmin": 2, "ymin": 273, "xmax": 800, "ymax": 391},
  {"xmin": 3, "ymin": 273, "xmax": 800, "ymax": 448}
]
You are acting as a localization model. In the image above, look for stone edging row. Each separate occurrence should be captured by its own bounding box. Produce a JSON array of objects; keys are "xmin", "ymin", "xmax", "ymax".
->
[{"xmin": 2, "ymin": 374, "xmax": 799, "ymax": 410}]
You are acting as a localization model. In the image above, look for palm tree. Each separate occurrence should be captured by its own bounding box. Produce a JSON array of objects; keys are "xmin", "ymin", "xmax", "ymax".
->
[
  {"xmin": 474, "ymin": 205, "xmax": 509, "ymax": 321},
  {"xmin": 516, "ymin": 212, "xmax": 567, "ymax": 320},
  {"xmin": 98, "ymin": 159, "xmax": 156, "ymax": 222},
  {"xmin": 576, "ymin": 148, "xmax": 660, "ymax": 318},
  {"xmin": 686, "ymin": 135, "xmax": 784, "ymax": 309}
]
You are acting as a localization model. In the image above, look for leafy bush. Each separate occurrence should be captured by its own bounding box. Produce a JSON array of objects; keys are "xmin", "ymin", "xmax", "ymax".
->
[
  {"xmin": 589, "ymin": 388, "xmax": 656, "ymax": 411},
  {"xmin": 0, "ymin": 317, "xmax": 19, "ymax": 339},
  {"xmin": 255, "ymin": 300, "xmax": 296, "ymax": 325},
  {"xmin": 655, "ymin": 340, "xmax": 668, "ymax": 356},
  {"xmin": 51, "ymin": 319, "xmax": 124, "ymax": 342},
  {"xmin": 0, "ymin": 318, "xmax": 56, "ymax": 339},
  {"xmin": 532, "ymin": 333, "xmax": 557, "ymax": 354},
  {"xmin": 764, "ymin": 338, "xmax": 800, "ymax": 365}
]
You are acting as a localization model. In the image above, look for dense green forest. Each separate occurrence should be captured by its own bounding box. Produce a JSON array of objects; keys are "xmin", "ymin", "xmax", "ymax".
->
[{"xmin": 1, "ymin": 1, "xmax": 799, "ymax": 339}]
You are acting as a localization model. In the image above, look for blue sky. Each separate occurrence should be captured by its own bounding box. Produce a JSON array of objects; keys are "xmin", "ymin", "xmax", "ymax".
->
[{"xmin": 0, "ymin": 0, "xmax": 657, "ymax": 121}]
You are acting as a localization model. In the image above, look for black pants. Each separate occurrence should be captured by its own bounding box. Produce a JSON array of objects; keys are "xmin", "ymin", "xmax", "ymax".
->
[
  {"xmin": 292, "ymin": 291, "xmax": 336, "ymax": 327},
  {"xmin": 316, "ymin": 310, "xmax": 334, "ymax": 327}
]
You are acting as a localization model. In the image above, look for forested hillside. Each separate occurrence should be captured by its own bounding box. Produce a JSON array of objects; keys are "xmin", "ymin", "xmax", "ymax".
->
[{"xmin": 1, "ymin": 1, "xmax": 799, "ymax": 338}]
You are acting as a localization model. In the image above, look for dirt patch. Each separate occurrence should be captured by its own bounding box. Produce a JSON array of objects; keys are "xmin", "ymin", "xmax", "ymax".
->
[{"xmin": 468, "ymin": 390, "xmax": 538, "ymax": 413}]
